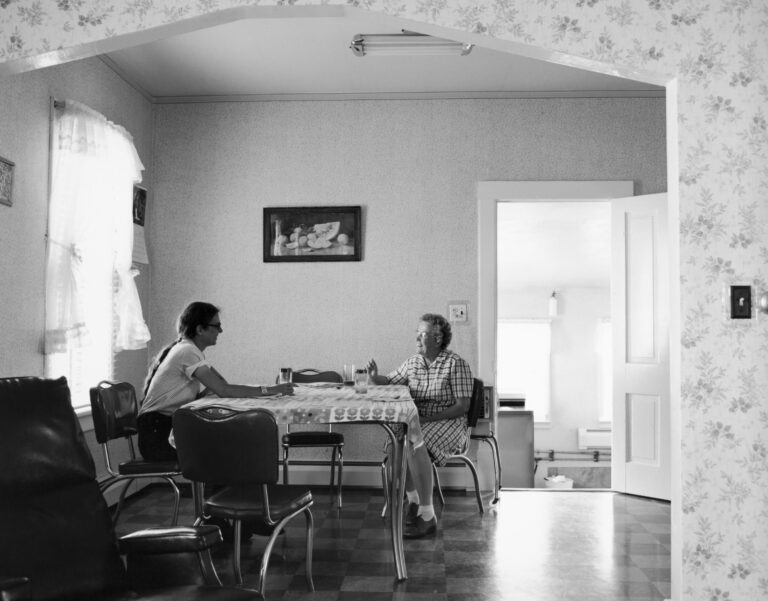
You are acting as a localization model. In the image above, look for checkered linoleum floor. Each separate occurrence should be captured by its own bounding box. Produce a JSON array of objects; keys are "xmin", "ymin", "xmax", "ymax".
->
[{"xmin": 116, "ymin": 486, "xmax": 671, "ymax": 601}]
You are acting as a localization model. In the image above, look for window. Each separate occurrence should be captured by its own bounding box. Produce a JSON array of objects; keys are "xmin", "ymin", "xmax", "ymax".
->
[
  {"xmin": 596, "ymin": 319, "xmax": 612, "ymax": 423},
  {"xmin": 44, "ymin": 100, "xmax": 150, "ymax": 410},
  {"xmin": 496, "ymin": 319, "xmax": 551, "ymax": 422}
]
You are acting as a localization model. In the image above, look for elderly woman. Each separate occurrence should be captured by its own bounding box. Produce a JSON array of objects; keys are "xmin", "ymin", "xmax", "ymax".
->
[{"xmin": 368, "ymin": 313, "xmax": 473, "ymax": 538}]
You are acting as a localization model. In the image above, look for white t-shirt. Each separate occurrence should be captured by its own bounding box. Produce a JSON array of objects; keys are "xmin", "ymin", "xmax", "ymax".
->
[{"xmin": 139, "ymin": 339, "xmax": 210, "ymax": 416}]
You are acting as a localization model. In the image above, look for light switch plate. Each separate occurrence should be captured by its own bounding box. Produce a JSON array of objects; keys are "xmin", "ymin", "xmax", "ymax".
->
[
  {"xmin": 448, "ymin": 302, "xmax": 468, "ymax": 323},
  {"xmin": 730, "ymin": 285, "xmax": 752, "ymax": 319}
]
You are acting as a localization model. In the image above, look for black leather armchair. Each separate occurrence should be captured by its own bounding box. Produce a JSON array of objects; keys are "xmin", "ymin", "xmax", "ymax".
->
[{"xmin": 0, "ymin": 376, "xmax": 262, "ymax": 601}]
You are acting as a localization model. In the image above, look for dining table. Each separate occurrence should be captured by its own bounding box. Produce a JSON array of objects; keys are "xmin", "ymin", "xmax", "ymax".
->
[{"xmin": 181, "ymin": 382, "xmax": 423, "ymax": 581}]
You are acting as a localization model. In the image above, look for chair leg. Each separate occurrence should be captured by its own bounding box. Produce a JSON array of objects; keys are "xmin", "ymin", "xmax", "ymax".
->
[
  {"xmin": 336, "ymin": 445, "xmax": 343, "ymax": 509},
  {"xmin": 432, "ymin": 463, "xmax": 445, "ymax": 507},
  {"xmin": 282, "ymin": 444, "xmax": 290, "ymax": 484},
  {"xmin": 232, "ymin": 519, "xmax": 244, "ymax": 585},
  {"xmin": 458, "ymin": 457, "xmax": 484, "ymax": 514},
  {"xmin": 486, "ymin": 435, "xmax": 502, "ymax": 503},
  {"xmin": 258, "ymin": 509, "xmax": 315, "ymax": 597},
  {"xmin": 162, "ymin": 476, "xmax": 181, "ymax": 525},
  {"xmin": 113, "ymin": 478, "xmax": 134, "ymax": 524},
  {"xmin": 491, "ymin": 435, "xmax": 502, "ymax": 490},
  {"xmin": 380, "ymin": 455, "xmax": 390, "ymax": 519},
  {"xmin": 303, "ymin": 508, "xmax": 315, "ymax": 591}
]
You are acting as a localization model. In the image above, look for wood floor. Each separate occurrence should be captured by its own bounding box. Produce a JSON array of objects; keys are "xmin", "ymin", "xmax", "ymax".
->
[{"xmin": 116, "ymin": 486, "xmax": 671, "ymax": 601}]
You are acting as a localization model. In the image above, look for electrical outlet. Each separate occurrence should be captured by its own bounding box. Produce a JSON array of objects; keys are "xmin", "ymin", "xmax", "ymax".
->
[{"xmin": 448, "ymin": 303, "xmax": 468, "ymax": 323}]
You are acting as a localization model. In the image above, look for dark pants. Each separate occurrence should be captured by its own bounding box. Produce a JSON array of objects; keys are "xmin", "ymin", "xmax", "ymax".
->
[{"xmin": 137, "ymin": 412, "xmax": 177, "ymax": 462}]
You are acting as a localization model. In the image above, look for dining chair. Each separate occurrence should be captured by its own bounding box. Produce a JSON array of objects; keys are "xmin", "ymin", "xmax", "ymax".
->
[
  {"xmin": 280, "ymin": 369, "xmax": 344, "ymax": 508},
  {"xmin": 381, "ymin": 377, "xmax": 486, "ymax": 516},
  {"xmin": 89, "ymin": 380, "xmax": 181, "ymax": 526},
  {"xmin": 470, "ymin": 388, "xmax": 502, "ymax": 504},
  {"xmin": 173, "ymin": 405, "xmax": 314, "ymax": 596}
]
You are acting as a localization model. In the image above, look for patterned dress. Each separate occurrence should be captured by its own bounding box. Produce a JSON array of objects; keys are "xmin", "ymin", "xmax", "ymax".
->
[{"xmin": 387, "ymin": 349, "xmax": 473, "ymax": 466}]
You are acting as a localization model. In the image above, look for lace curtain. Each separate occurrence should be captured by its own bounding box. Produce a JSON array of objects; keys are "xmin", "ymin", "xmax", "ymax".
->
[{"xmin": 45, "ymin": 100, "xmax": 150, "ymax": 395}]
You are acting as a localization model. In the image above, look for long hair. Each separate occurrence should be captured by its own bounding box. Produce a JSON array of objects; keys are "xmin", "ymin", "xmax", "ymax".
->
[
  {"xmin": 420, "ymin": 313, "xmax": 452, "ymax": 349},
  {"xmin": 142, "ymin": 301, "xmax": 220, "ymax": 398}
]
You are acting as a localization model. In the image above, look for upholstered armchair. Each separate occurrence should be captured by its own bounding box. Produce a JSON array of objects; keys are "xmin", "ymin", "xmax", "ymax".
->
[{"xmin": 0, "ymin": 376, "xmax": 262, "ymax": 601}]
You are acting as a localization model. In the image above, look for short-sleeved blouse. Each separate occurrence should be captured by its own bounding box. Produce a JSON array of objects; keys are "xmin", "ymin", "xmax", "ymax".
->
[
  {"xmin": 138, "ymin": 339, "xmax": 210, "ymax": 416},
  {"xmin": 387, "ymin": 349, "xmax": 473, "ymax": 465}
]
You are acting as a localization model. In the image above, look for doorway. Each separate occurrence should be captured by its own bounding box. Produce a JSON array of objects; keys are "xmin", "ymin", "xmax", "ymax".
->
[
  {"xmin": 496, "ymin": 199, "xmax": 613, "ymax": 489},
  {"xmin": 478, "ymin": 181, "xmax": 677, "ymax": 492}
]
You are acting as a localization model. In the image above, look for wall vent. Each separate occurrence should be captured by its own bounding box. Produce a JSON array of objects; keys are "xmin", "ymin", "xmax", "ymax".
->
[{"xmin": 577, "ymin": 428, "xmax": 612, "ymax": 450}]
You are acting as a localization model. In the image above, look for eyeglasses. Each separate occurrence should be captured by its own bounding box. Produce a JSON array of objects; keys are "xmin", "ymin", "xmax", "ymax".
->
[{"xmin": 205, "ymin": 323, "xmax": 222, "ymax": 332}]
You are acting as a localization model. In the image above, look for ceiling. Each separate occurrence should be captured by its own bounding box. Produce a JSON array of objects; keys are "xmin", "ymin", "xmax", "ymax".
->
[
  {"xmin": 102, "ymin": 13, "xmax": 665, "ymax": 101},
  {"xmin": 497, "ymin": 202, "xmax": 611, "ymax": 290},
  {"xmin": 102, "ymin": 12, "xmax": 641, "ymax": 290}
]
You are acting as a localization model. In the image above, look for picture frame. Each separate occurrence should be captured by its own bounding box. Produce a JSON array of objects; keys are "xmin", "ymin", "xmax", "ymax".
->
[
  {"xmin": 263, "ymin": 206, "xmax": 362, "ymax": 262},
  {"xmin": 0, "ymin": 156, "xmax": 15, "ymax": 207},
  {"xmin": 132, "ymin": 184, "xmax": 147, "ymax": 226}
]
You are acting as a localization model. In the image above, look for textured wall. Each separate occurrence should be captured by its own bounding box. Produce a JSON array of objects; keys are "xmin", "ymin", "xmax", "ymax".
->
[
  {"xmin": 2, "ymin": 2, "xmax": 767, "ymax": 599},
  {"xmin": 150, "ymin": 98, "xmax": 664, "ymax": 459}
]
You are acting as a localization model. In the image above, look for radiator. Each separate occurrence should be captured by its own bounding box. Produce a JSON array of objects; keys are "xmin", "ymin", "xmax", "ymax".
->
[{"xmin": 577, "ymin": 427, "xmax": 612, "ymax": 450}]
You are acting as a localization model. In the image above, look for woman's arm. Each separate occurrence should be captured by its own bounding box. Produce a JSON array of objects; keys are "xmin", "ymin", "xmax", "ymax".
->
[
  {"xmin": 193, "ymin": 365, "xmax": 293, "ymax": 398},
  {"xmin": 421, "ymin": 396, "xmax": 470, "ymax": 422},
  {"xmin": 366, "ymin": 358, "xmax": 390, "ymax": 385}
]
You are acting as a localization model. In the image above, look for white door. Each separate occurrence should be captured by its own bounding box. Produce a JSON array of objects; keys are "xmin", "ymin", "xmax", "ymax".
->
[{"xmin": 611, "ymin": 193, "xmax": 670, "ymax": 500}]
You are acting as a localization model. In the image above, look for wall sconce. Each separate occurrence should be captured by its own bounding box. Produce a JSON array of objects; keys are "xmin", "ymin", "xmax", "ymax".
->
[
  {"xmin": 548, "ymin": 291, "xmax": 558, "ymax": 318},
  {"xmin": 350, "ymin": 32, "xmax": 474, "ymax": 57}
]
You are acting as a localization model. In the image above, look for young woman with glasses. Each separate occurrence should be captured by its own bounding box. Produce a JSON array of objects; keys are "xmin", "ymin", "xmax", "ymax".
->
[{"xmin": 137, "ymin": 301, "xmax": 293, "ymax": 461}]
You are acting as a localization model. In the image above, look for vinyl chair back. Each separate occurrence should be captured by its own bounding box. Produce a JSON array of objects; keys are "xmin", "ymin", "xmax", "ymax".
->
[
  {"xmin": 173, "ymin": 406, "xmax": 314, "ymax": 595},
  {"xmin": 281, "ymin": 369, "xmax": 345, "ymax": 508},
  {"xmin": 0, "ymin": 376, "xmax": 262, "ymax": 601},
  {"xmin": 430, "ymin": 377, "xmax": 485, "ymax": 512},
  {"xmin": 90, "ymin": 380, "xmax": 181, "ymax": 525}
]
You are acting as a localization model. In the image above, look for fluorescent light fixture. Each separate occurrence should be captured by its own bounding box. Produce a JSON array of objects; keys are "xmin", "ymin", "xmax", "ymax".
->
[{"xmin": 350, "ymin": 32, "xmax": 473, "ymax": 57}]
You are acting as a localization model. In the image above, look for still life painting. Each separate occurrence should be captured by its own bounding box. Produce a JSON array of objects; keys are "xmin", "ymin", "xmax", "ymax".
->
[{"xmin": 263, "ymin": 206, "xmax": 361, "ymax": 262}]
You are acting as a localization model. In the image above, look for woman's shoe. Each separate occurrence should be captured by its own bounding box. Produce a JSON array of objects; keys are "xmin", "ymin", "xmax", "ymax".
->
[{"xmin": 403, "ymin": 516, "xmax": 437, "ymax": 538}]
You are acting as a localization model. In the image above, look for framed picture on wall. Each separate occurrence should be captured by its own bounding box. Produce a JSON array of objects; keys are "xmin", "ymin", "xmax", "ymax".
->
[
  {"xmin": 133, "ymin": 184, "xmax": 147, "ymax": 226},
  {"xmin": 263, "ymin": 206, "xmax": 362, "ymax": 262},
  {"xmin": 0, "ymin": 156, "xmax": 15, "ymax": 207}
]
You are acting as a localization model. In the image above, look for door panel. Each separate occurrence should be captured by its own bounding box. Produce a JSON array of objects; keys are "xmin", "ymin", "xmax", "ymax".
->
[{"xmin": 611, "ymin": 193, "xmax": 670, "ymax": 500}]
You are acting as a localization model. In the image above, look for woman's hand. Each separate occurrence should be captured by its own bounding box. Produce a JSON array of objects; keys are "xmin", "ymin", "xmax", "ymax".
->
[
  {"xmin": 366, "ymin": 358, "xmax": 389, "ymax": 385},
  {"xmin": 273, "ymin": 383, "xmax": 294, "ymax": 396},
  {"xmin": 366, "ymin": 358, "xmax": 379, "ymax": 378}
]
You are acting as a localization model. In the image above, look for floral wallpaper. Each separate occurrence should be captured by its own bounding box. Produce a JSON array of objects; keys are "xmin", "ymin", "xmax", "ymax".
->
[{"xmin": 2, "ymin": 1, "xmax": 768, "ymax": 599}]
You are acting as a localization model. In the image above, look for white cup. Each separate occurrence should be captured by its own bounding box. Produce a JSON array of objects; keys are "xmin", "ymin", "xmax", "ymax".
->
[{"xmin": 278, "ymin": 367, "xmax": 292, "ymax": 384}]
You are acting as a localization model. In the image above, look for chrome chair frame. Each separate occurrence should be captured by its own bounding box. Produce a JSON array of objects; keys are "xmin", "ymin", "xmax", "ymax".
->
[
  {"xmin": 89, "ymin": 380, "xmax": 181, "ymax": 526},
  {"xmin": 381, "ymin": 377, "xmax": 486, "ymax": 515},
  {"xmin": 174, "ymin": 405, "xmax": 314, "ymax": 596}
]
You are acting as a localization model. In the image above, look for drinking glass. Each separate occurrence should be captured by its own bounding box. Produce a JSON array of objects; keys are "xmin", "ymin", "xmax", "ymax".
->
[
  {"xmin": 354, "ymin": 368, "xmax": 368, "ymax": 394},
  {"xmin": 278, "ymin": 367, "xmax": 293, "ymax": 385},
  {"xmin": 342, "ymin": 364, "xmax": 355, "ymax": 386}
]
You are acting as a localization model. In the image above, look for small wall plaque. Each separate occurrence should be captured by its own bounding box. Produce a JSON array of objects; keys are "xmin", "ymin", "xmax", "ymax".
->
[{"xmin": 0, "ymin": 155, "xmax": 14, "ymax": 207}]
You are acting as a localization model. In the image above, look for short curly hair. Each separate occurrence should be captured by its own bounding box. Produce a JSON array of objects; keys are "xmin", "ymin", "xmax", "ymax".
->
[{"xmin": 420, "ymin": 313, "xmax": 452, "ymax": 349}]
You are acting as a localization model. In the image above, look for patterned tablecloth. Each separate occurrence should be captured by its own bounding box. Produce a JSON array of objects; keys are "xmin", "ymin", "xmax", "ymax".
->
[{"xmin": 182, "ymin": 383, "xmax": 424, "ymax": 447}]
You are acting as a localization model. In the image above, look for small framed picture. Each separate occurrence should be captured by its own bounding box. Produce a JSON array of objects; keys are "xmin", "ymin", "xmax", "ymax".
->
[
  {"xmin": 263, "ymin": 206, "xmax": 362, "ymax": 262},
  {"xmin": 0, "ymin": 156, "xmax": 15, "ymax": 207},
  {"xmin": 133, "ymin": 185, "xmax": 147, "ymax": 226}
]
